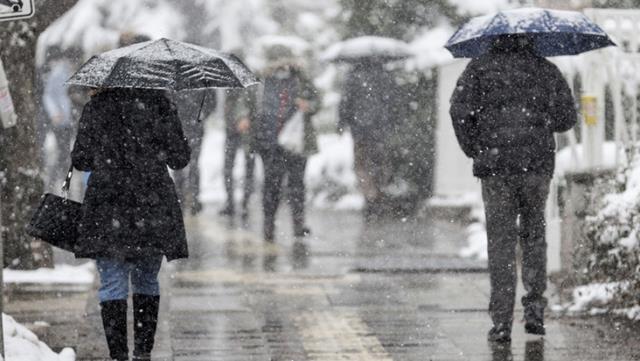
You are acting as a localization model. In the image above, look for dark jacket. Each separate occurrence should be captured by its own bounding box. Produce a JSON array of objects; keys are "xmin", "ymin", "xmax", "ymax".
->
[
  {"xmin": 338, "ymin": 62, "xmax": 397, "ymax": 143},
  {"xmin": 224, "ymin": 88, "xmax": 256, "ymax": 133},
  {"xmin": 71, "ymin": 89, "xmax": 191, "ymax": 261},
  {"xmin": 449, "ymin": 49, "xmax": 577, "ymax": 178},
  {"xmin": 254, "ymin": 64, "xmax": 319, "ymax": 156}
]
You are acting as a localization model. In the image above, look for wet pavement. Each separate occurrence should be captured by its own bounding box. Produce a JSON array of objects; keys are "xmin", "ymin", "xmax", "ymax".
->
[{"xmin": 38, "ymin": 206, "xmax": 640, "ymax": 360}]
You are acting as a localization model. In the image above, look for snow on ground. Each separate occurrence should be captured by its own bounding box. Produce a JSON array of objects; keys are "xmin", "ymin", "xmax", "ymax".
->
[
  {"xmin": 567, "ymin": 282, "xmax": 624, "ymax": 313},
  {"xmin": 552, "ymin": 282, "xmax": 637, "ymax": 318},
  {"xmin": 306, "ymin": 133, "xmax": 362, "ymax": 210},
  {"xmin": 0, "ymin": 314, "xmax": 75, "ymax": 361},
  {"xmin": 4, "ymin": 263, "xmax": 95, "ymax": 285},
  {"xmin": 555, "ymin": 142, "xmax": 623, "ymax": 177},
  {"xmin": 199, "ymin": 126, "xmax": 361, "ymax": 210},
  {"xmin": 459, "ymin": 222, "xmax": 488, "ymax": 261},
  {"xmin": 433, "ymin": 192, "xmax": 487, "ymax": 261}
]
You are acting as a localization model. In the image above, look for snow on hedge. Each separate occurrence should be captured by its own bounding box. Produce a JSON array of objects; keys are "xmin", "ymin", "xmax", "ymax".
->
[
  {"xmin": 0, "ymin": 314, "xmax": 75, "ymax": 361},
  {"xmin": 560, "ymin": 152, "xmax": 640, "ymax": 320},
  {"xmin": 37, "ymin": 0, "xmax": 186, "ymax": 66},
  {"xmin": 448, "ymin": 0, "xmax": 512, "ymax": 16},
  {"xmin": 4, "ymin": 263, "xmax": 95, "ymax": 285},
  {"xmin": 407, "ymin": 25, "xmax": 455, "ymax": 70}
]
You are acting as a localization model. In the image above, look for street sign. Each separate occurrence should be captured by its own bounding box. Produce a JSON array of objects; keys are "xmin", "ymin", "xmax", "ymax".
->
[{"xmin": 0, "ymin": 0, "xmax": 34, "ymax": 22}]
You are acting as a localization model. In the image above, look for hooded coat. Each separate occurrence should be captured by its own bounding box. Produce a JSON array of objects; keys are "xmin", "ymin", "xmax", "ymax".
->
[
  {"xmin": 449, "ymin": 40, "xmax": 577, "ymax": 178},
  {"xmin": 253, "ymin": 64, "xmax": 319, "ymax": 157},
  {"xmin": 71, "ymin": 89, "xmax": 190, "ymax": 261}
]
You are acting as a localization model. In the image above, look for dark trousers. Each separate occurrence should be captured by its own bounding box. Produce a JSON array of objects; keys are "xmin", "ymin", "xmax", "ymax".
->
[
  {"xmin": 261, "ymin": 146, "xmax": 307, "ymax": 241},
  {"xmin": 481, "ymin": 174, "xmax": 550, "ymax": 328},
  {"xmin": 49, "ymin": 126, "xmax": 74, "ymax": 191},
  {"xmin": 174, "ymin": 135, "xmax": 202, "ymax": 212},
  {"xmin": 223, "ymin": 132, "xmax": 255, "ymax": 212}
]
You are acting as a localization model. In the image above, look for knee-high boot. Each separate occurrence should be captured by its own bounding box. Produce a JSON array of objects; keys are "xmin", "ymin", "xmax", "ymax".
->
[
  {"xmin": 100, "ymin": 300, "xmax": 129, "ymax": 361},
  {"xmin": 132, "ymin": 294, "xmax": 160, "ymax": 361}
]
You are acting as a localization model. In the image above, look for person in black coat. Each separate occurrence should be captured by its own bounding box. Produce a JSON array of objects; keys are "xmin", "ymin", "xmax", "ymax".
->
[
  {"xmin": 253, "ymin": 48, "xmax": 319, "ymax": 243},
  {"xmin": 338, "ymin": 60, "xmax": 397, "ymax": 219},
  {"xmin": 71, "ymin": 88, "xmax": 190, "ymax": 361},
  {"xmin": 450, "ymin": 35, "xmax": 577, "ymax": 343}
]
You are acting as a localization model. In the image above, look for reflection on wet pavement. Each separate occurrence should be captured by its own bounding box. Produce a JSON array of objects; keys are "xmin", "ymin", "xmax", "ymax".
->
[{"xmin": 151, "ymin": 208, "xmax": 640, "ymax": 361}]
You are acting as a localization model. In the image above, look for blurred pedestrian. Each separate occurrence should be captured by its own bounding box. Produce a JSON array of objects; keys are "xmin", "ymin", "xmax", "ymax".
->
[
  {"xmin": 219, "ymin": 86, "xmax": 257, "ymax": 222},
  {"xmin": 254, "ymin": 45, "xmax": 319, "ymax": 242},
  {"xmin": 71, "ymin": 88, "xmax": 191, "ymax": 361},
  {"xmin": 338, "ymin": 60, "xmax": 396, "ymax": 219},
  {"xmin": 42, "ymin": 45, "xmax": 75, "ymax": 190},
  {"xmin": 173, "ymin": 90, "xmax": 216, "ymax": 215},
  {"xmin": 450, "ymin": 35, "xmax": 577, "ymax": 343}
]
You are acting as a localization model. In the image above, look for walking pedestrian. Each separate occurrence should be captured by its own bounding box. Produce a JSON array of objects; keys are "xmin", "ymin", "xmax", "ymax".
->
[
  {"xmin": 338, "ymin": 60, "xmax": 397, "ymax": 219},
  {"xmin": 253, "ymin": 45, "xmax": 319, "ymax": 243},
  {"xmin": 42, "ymin": 46, "xmax": 75, "ymax": 191},
  {"xmin": 219, "ymin": 86, "xmax": 257, "ymax": 222},
  {"xmin": 71, "ymin": 88, "xmax": 191, "ymax": 361},
  {"xmin": 173, "ymin": 90, "xmax": 216, "ymax": 215},
  {"xmin": 449, "ymin": 35, "xmax": 577, "ymax": 342}
]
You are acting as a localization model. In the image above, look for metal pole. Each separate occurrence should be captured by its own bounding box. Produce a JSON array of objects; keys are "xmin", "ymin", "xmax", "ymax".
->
[{"xmin": 0, "ymin": 179, "xmax": 5, "ymax": 358}]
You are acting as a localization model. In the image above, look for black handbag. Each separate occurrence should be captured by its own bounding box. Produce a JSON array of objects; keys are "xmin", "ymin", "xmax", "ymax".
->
[{"xmin": 26, "ymin": 165, "xmax": 82, "ymax": 253}]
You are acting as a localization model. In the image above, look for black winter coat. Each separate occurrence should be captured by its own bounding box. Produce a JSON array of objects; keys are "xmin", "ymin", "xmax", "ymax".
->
[
  {"xmin": 71, "ymin": 89, "xmax": 191, "ymax": 261},
  {"xmin": 254, "ymin": 65, "xmax": 319, "ymax": 156},
  {"xmin": 338, "ymin": 63, "xmax": 397, "ymax": 143},
  {"xmin": 449, "ymin": 50, "xmax": 577, "ymax": 178}
]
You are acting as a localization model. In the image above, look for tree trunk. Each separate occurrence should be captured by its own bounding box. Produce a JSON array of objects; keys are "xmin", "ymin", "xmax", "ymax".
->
[{"xmin": 0, "ymin": 0, "xmax": 78, "ymax": 269}]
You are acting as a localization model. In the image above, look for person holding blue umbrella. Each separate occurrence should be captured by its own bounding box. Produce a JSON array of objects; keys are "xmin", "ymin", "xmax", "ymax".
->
[{"xmin": 448, "ymin": 8, "xmax": 615, "ymax": 343}]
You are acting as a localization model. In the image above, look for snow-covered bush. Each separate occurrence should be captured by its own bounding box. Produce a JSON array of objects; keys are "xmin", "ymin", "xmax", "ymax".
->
[
  {"xmin": 577, "ymin": 150, "xmax": 640, "ymax": 310},
  {"xmin": 1, "ymin": 313, "xmax": 75, "ymax": 361}
]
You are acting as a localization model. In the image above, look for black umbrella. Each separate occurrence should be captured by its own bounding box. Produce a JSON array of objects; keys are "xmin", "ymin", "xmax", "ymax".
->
[{"xmin": 67, "ymin": 38, "xmax": 259, "ymax": 120}]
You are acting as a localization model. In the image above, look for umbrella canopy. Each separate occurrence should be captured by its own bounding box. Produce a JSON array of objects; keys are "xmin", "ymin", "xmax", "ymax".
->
[
  {"xmin": 321, "ymin": 36, "xmax": 412, "ymax": 63},
  {"xmin": 67, "ymin": 38, "xmax": 259, "ymax": 90},
  {"xmin": 446, "ymin": 8, "xmax": 616, "ymax": 58}
]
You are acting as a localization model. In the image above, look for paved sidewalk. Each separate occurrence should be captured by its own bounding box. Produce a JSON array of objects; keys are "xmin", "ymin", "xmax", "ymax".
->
[{"xmin": 71, "ymin": 207, "xmax": 640, "ymax": 360}]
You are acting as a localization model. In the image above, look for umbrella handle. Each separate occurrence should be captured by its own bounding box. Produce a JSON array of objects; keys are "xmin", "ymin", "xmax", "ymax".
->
[{"xmin": 196, "ymin": 92, "xmax": 206, "ymax": 123}]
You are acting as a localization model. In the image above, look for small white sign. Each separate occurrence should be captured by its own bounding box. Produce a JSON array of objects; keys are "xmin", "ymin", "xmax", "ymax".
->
[{"xmin": 0, "ymin": 0, "xmax": 34, "ymax": 22}]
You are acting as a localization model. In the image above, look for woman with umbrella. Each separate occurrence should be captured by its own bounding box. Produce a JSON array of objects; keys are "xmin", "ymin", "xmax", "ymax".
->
[
  {"xmin": 68, "ymin": 39, "xmax": 258, "ymax": 361},
  {"xmin": 448, "ymin": 8, "xmax": 615, "ymax": 343}
]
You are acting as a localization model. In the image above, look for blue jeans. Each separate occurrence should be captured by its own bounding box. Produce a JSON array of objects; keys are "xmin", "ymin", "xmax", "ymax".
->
[{"xmin": 96, "ymin": 257, "xmax": 163, "ymax": 302}]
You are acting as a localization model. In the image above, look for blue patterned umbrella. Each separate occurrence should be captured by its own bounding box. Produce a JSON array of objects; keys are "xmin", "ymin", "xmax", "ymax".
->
[{"xmin": 446, "ymin": 8, "xmax": 616, "ymax": 58}]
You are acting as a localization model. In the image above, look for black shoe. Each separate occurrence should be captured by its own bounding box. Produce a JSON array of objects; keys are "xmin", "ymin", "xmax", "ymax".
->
[
  {"xmin": 219, "ymin": 204, "xmax": 235, "ymax": 217},
  {"xmin": 524, "ymin": 306, "xmax": 545, "ymax": 336},
  {"xmin": 133, "ymin": 294, "xmax": 160, "ymax": 361},
  {"xmin": 100, "ymin": 300, "xmax": 129, "ymax": 361},
  {"xmin": 190, "ymin": 200, "xmax": 203, "ymax": 216},
  {"xmin": 525, "ymin": 321, "xmax": 546, "ymax": 336},
  {"xmin": 488, "ymin": 325, "xmax": 512, "ymax": 343},
  {"xmin": 294, "ymin": 226, "xmax": 311, "ymax": 238},
  {"xmin": 240, "ymin": 208, "xmax": 249, "ymax": 226}
]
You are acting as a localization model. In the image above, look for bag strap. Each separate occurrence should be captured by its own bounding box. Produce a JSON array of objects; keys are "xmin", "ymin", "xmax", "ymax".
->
[{"xmin": 61, "ymin": 164, "xmax": 74, "ymax": 196}]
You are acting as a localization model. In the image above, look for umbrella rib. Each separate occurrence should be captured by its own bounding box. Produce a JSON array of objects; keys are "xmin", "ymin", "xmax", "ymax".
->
[
  {"xmin": 484, "ymin": 12, "xmax": 505, "ymax": 35},
  {"xmin": 162, "ymin": 38, "xmax": 175, "ymax": 57}
]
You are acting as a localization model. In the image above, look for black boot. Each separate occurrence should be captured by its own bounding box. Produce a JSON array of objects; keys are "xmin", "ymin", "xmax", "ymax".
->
[
  {"xmin": 100, "ymin": 300, "xmax": 129, "ymax": 361},
  {"xmin": 524, "ymin": 306, "xmax": 546, "ymax": 336},
  {"xmin": 132, "ymin": 294, "xmax": 160, "ymax": 361}
]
